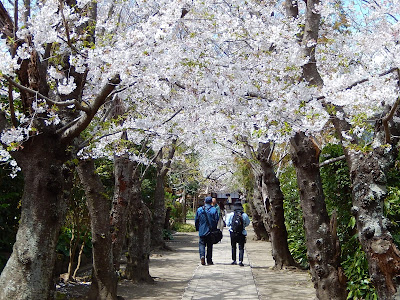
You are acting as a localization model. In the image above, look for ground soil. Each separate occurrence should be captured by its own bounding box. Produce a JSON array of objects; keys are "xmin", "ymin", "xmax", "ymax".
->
[{"xmin": 56, "ymin": 226, "xmax": 315, "ymax": 299}]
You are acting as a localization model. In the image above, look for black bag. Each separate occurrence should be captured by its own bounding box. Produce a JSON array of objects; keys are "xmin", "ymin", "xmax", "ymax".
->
[
  {"xmin": 208, "ymin": 229, "xmax": 223, "ymax": 244},
  {"xmin": 231, "ymin": 211, "xmax": 244, "ymax": 233},
  {"xmin": 202, "ymin": 207, "xmax": 223, "ymax": 244}
]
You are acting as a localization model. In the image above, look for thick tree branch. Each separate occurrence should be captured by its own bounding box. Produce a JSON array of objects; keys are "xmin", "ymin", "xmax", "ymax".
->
[
  {"xmin": 61, "ymin": 74, "xmax": 121, "ymax": 141},
  {"xmin": 0, "ymin": 1, "xmax": 13, "ymax": 39},
  {"xmin": 161, "ymin": 139, "xmax": 177, "ymax": 177}
]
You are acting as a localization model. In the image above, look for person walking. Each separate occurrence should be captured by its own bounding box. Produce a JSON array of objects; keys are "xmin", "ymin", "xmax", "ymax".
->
[
  {"xmin": 212, "ymin": 197, "xmax": 225, "ymax": 231},
  {"xmin": 226, "ymin": 200, "xmax": 250, "ymax": 266},
  {"xmin": 195, "ymin": 196, "xmax": 219, "ymax": 265}
]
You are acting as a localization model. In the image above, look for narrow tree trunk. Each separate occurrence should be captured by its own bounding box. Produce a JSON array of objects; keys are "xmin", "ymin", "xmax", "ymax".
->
[
  {"xmin": 345, "ymin": 147, "xmax": 400, "ymax": 299},
  {"xmin": 258, "ymin": 142, "xmax": 298, "ymax": 269},
  {"xmin": 67, "ymin": 227, "xmax": 80, "ymax": 281},
  {"xmin": 290, "ymin": 132, "xmax": 347, "ymax": 299},
  {"xmin": 249, "ymin": 172, "xmax": 270, "ymax": 241},
  {"xmin": 239, "ymin": 136, "xmax": 270, "ymax": 241},
  {"xmin": 125, "ymin": 171, "xmax": 153, "ymax": 282},
  {"xmin": 151, "ymin": 174, "xmax": 167, "ymax": 248},
  {"xmin": 151, "ymin": 141, "xmax": 176, "ymax": 249},
  {"xmin": 77, "ymin": 160, "xmax": 117, "ymax": 300},
  {"xmin": 73, "ymin": 234, "xmax": 87, "ymax": 279},
  {"xmin": 0, "ymin": 136, "xmax": 71, "ymax": 300},
  {"xmin": 111, "ymin": 154, "xmax": 134, "ymax": 270},
  {"xmin": 182, "ymin": 188, "xmax": 187, "ymax": 224}
]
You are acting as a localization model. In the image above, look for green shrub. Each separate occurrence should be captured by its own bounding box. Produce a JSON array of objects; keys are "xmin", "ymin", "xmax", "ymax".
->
[
  {"xmin": 186, "ymin": 210, "xmax": 195, "ymax": 220},
  {"xmin": 243, "ymin": 202, "xmax": 251, "ymax": 217},
  {"xmin": 172, "ymin": 222, "xmax": 196, "ymax": 232},
  {"xmin": 163, "ymin": 229, "xmax": 174, "ymax": 240},
  {"xmin": 279, "ymin": 165, "xmax": 308, "ymax": 267},
  {"xmin": 342, "ymin": 237, "xmax": 377, "ymax": 300}
]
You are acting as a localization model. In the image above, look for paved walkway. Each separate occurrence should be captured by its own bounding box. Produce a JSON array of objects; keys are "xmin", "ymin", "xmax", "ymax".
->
[{"xmin": 182, "ymin": 228, "xmax": 259, "ymax": 300}]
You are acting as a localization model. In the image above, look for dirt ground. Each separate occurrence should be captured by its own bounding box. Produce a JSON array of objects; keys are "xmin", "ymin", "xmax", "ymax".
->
[{"xmin": 57, "ymin": 227, "xmax": 315, "ymax": 299}]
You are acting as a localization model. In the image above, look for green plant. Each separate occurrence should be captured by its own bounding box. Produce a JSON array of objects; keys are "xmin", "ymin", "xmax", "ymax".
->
[
  {"xmin": 172, "ymin": 222, "xmax": 196, "ymax": 232},
  {"xmin": 163, "ymin": 229, "xmax": 173, "ymax": 240},
  {"xmin": 165, "ymin": 191, "xmax": 183, "ymax": 222},
  {"xmin": 0, "ymin": 166, "xmax": 23, "ymax": 272},
  {"xmin": 186, "ymin": 210, "xmax": 195, "ymax": 220},
  {"xmin": 242, "ymin": 202, "xmax": 251, "ymax": 217},
  {"xmin": 279, "ymin": 164, "xmax": 308, "ymax": 267},
  {"xmin": 342, "ymin": 237, "xmax": 377, "ymax": 300}
]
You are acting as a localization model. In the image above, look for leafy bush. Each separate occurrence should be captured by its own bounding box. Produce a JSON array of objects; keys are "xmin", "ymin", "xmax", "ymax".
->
[
  {"xmin": 243, "ymin": 202, "xmax": 251, "ymax": 217},
  {"xmin": 165, "ymin": 191, "xmax": 184, "ymax": 222},
  {"xmin": 172, "ymin": 222, "xmax": 196, "ymax": 232},
  {"xmin": 342, "ymin": 237, "xmax": 377, "ymax": 300},
  {"xmin": 163, "ymin": 229, "xmax": 174, "ymax": 240},
  {"xmin": 0, "ymin": 167, "xmax": 23, "ymax": 271},
  {"xmin": 279, "ymin": 165, "xmax": 308, "ymax": 267},
  {"xmin": 186, "ymin": 210, "xmax": 195, "ymax": 220}
]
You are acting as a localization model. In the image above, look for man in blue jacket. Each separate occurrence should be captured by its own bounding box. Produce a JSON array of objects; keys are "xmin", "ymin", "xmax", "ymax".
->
[
  {"xmin": 226, "ymin": 200, "xmax": 251, "ymax": 266},
  {"xmin": 195, "ymin": 196, "xmax": 219, "ymax": 265}
]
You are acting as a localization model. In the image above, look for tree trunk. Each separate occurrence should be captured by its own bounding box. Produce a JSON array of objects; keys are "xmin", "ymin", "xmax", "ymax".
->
[
  {"xmin": 151, "ymin": 173, "xmax": 167, "ymax": 248},
  {"xmin": 77, "ymin": 160, "xmax": 117, "ymax": 300},
  {"xmin": 151, "ymin": 141, "xmax": 176, "ymax": 249},
  {"xmin": 67, "ymin": 227, "xmax": 80, "ymax": 281},
  {"xmin": 182, "ymin": 188, "xmax": 187, "ymax": 224},
  {"xmin": 0, "ymin": 135, "xmax": 71, "ymax": 300},
  {"xmin": 111, "ymin": 154, "xmax": 134, "ymax": 270},
  {"xmin": 249, "ymin": 172, "xmax": 270, "ymax": 241},
  {"xmin": 125, "ymin": 171, "xmax": 153, "ymax": 283},
  {"xmin": 290, "ymin": 132, "xmax": 347, "ymax": 299},
  {"xmin": 328, "ymin": 103, "xmax": 400, "ymax": 298},
  {"xmin": 257, "ymin": 142, "xmax": 298, "ymax": 269},
  {"xmin": 345, "ymin": 147, "xmax": 400, "ymax": 299}
]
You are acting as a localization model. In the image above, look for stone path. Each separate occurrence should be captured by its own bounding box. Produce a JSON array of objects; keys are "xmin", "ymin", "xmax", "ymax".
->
[
  {"xmin": 114, "ymin": 222, "xmax": 314, "ymax": 300},
  {"xmin": 181, "ymin": 228, "xmax": 259, "ymax": 300}
]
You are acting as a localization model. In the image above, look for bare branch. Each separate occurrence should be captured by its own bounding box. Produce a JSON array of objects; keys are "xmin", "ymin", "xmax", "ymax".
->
[
  {"xmin": 162, "ymin": 107, "xmax": 184, "ymax": 125},
  {"xmin": 319, "ymin": 155, "xmax": 346, "ymax": 167},
  {"xmin": 4, "ymin": 75, "xmax": 90, "ymax": 112}
]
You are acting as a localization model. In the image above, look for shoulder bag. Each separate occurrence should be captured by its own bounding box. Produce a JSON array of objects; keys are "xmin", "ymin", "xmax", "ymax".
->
[{"xmin": 202, "ymin": 206, "xmax": 223, "ymax": 244}]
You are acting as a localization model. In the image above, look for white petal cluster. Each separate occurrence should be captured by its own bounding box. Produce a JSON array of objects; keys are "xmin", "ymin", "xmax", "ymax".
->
[
  {"xmin": 0, "ymin": 127, "xmax": 28, "ymax": 146},
  {"xmin": 57, "ymin": 77, "xmax": 77, "ymax": 95}
]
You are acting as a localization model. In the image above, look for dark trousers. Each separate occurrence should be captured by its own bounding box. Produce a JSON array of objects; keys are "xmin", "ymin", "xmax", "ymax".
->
[
  {"xmin": 199, "ymin": 235, "xmax": 213, "ymax": 263},
  {"xmin": 230, "ymin": 232, "xmax": 245, "ymax": 262}
]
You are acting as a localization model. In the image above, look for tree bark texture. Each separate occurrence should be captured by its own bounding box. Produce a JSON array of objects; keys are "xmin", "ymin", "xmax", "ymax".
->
[
  {"xmin": 328, "ymin": 96, "xmax": 400, "ymax": 298},
  {"xmin": 249, "ymin": 172, "xmax": 270, "ymax": 241},
  {"xmin": 0, "ymin": 135, "xmax": 71, "ymax": 300},
  {"xmin": 125, "ymin": 171, "xmax": 153, "ymax": 282},
  {"xmin": 257, "ymin": 142, "xmax": 297, "ymax": 269},
  {"xmin": 151, "ymin": 173, "xmax": 167, "ymax": 248},
  {"xmin": 151, "ymin": 141, "xmax": 176, "ymax": 248},
  {"xmin": 290, "ymin": 132, "xmax": 347, "ymax": 300},
  {"xmin": 111, "ymin": 154, "xmax": 135, "ymax": 270},
  {"xmin": 77, "ymin": 160, "xmax": 117, "ymax": 300},
  {"xmin": 239, "ymin": 136, "xmax": 270, "ymax": 241},
  {"xmin": 345, "ymin": 147, "xmax": 400, "ymax": 298}
]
